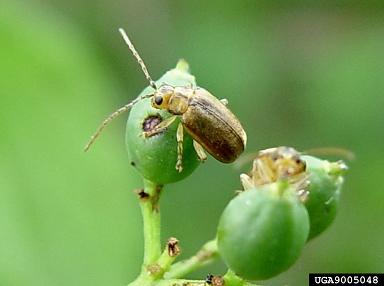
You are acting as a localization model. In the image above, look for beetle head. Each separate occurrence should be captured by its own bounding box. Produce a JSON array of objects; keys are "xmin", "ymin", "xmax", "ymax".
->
[{"xmin": 151, "ymin": 84, "xmax": 174, "ymax": 110}]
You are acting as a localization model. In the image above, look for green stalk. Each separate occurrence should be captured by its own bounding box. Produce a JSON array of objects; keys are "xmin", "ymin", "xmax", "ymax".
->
[
  {"xmin": 164, "ymin": 239, "xmax": 218, "ymax": 279},
  {"xmin": 156, "ymin": 237, "xmax": 180, "ymax": 276},
  {"xmin": 223, "ymin": 270, "xmax": 261, "ymax": 286},
  {"xmin": 141, "ymin": 179, "xmax": 162, "ymax": 265},
  {"xmin": 154, "ymin": 279, "xmax": 206, "ymax": 286},
  {"xmin": 128, "ymin": 179, "xmax": 163, "ymax": 286}
]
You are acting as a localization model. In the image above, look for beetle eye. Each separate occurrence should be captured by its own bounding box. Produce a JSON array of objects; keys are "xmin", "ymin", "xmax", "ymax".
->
[
  {"xmin": 154, "ymin": 96, "xmax": 163, "ymax": 105},
  {"xmin": 271, "ymin": 154, "xmax": 278, "ymax": 161}
]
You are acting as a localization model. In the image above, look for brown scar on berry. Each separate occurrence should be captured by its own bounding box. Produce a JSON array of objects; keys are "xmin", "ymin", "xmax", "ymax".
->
[
  {"xmin": 142, "ymin": 115, "xmax": 164, "ymax": 137},
  {"xmin": 167, "ymin": 237, "xmax": 180, "ymax": 257}
]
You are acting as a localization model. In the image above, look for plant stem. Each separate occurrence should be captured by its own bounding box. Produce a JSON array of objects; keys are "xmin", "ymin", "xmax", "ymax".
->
[
  {"xmin": 223, "ymin": 270, "xmax": 261, "ymax": 286},
  {"xmin": 154, "ymin": 275, "xmax": 261, "ymax": 286},
  {"xmin": 156, "ymin": 237, "xmax": 180, "ymax": 276},
  {"xmin": 141, "ymin": 179, "xmax": 162, "ymax": 265},
  {"xmin": 164, "ymin": 239, "xmax": 218, "ymax": 279},
  {"xmin": 154, "ymin": 279, "xmax": 206, "ymax": 286},
  {"xmin": 128, "ymin": 180, "xmax": 163, "ymax": 286}
]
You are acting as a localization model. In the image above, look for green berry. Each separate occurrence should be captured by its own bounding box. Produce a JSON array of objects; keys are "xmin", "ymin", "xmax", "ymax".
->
[
  {"xmin": 302, "ymin": 155, "xmax": 346, "ymax": 240},
  {"xmin": 126, "ymin": 60, "xmax": 200, "ymax": 184},
  {"xmin": 217, "ymin": 182, "xmax": 309, "ymax": 280}
]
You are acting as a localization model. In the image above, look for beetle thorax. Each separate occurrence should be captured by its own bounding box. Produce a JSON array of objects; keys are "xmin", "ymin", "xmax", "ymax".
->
[
  {"xmin": 167, "ymin": 86, "xmax": 193, "ymax": 115},
  {"xmin": 152, "ymin": 85, "xmax": 193, "ymax": 115}
]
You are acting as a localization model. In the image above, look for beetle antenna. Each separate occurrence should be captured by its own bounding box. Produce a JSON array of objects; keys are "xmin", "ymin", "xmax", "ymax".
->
[
  {"xmin": 303, "ymin": 147, "xmax": 355, "ymax": 161},
  {"xmin": 118, "ymin": 28, "xmax": 157, "ymax": 90},
  {"xmin": 84, "ymin": 93, "xmax": 152, "ymax": 152}
]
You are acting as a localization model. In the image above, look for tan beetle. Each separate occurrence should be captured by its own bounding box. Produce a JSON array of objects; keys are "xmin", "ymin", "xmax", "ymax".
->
[
  {"xmin": 239, "ymin": 146, "xmax": 309, "ymax": 200},
  {"xmin": 84, "ymin": 28, "xmax": 247, "ymax": 172},
  {"xmin": 247, "ymin": 147, "xmax": 307, "ymax": 184}
]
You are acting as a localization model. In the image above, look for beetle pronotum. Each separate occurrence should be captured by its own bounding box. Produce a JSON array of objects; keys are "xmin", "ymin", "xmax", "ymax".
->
[{"xmin": 84, "ymin": 28, "xmax": 247, "ymax": 172}]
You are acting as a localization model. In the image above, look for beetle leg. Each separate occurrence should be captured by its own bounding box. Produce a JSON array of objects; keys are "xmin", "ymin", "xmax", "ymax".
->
[
  {"xmin": 176, "ymin": 123, "xmax": 184, "ymax": 172},
  {"xmin": 240, "ymin": 173, "xmax": 253, "ymax": 190},
  {"xmin": 220, "ymin": 98, "xmax": 228, "ymax": 106},
  {"xmin": 253, "ymin": 158, "xmax": 275, "ymax": 185},
  {"xmin": 143, "ymin": 116, "xmax": 177, "ymax": 137},
  {"xmin": 193, "ymin": 140, "xmax": 207, "ymax": 162},
  {"xmin": 293, "ymin": 173, "xmax": 310, "ymax": 202}
]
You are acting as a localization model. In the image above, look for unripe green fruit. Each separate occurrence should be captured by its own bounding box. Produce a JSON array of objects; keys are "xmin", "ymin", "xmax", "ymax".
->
[
  {"xmin": 126, "ymin": 61, "xmax": 200, "ymax": 184},
  {"xmin": 302, "ymin": 155, "xmax": 346, "ymax": 240},
  {"xmin": 217, "ymin": 183, "xmax": 309, "ymax": 281}
]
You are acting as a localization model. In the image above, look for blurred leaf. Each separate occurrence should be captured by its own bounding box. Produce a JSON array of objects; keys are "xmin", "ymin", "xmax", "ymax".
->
[{"xmin": 0, "ymin": 2, "xmax": 143, "ymax": 285}]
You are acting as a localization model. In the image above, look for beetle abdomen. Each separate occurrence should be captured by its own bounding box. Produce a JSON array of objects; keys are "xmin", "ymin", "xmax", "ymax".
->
[{"xmin": 182, "ymin": 88, "xmax": 246, "ymax": 163}]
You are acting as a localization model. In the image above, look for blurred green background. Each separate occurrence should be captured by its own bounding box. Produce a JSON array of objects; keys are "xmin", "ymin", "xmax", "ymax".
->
[{"xmin": 1, "ymin": 1, "xmax": 383, "ymax": 285}]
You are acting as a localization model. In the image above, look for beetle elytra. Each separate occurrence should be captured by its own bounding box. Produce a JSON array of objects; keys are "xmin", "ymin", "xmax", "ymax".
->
[{"xmin": 84, "ymin": 28, "xmax": 247, "ymax": 172}]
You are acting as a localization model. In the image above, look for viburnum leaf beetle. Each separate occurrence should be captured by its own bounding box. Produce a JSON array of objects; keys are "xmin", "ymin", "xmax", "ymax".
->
[
  {"xmin": 240, "ymin": 146, "xmax": 309, "ymax": 195},
  {"xmin": 84, "ymin": 28, "xmax": 247, "ymax": 172}
]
